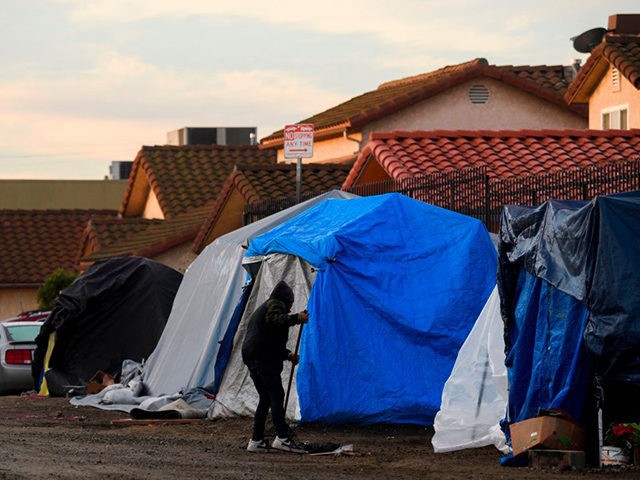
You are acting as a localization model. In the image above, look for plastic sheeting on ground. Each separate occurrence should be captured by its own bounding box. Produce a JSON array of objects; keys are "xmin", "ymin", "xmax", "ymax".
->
[{"xmin": 214, "ymin": 193, "xmax": 497, "ymax": 425}]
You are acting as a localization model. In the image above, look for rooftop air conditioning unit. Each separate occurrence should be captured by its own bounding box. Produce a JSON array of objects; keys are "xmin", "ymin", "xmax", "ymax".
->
[{"xmin": 166, "ymin": 127, "xmax": 257, "ymax": 146}]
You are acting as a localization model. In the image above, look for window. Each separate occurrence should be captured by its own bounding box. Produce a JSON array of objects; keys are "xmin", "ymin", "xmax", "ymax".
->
[{"xmin": 601, "ymin": 105, "xmax": 629, "ymax": 130}]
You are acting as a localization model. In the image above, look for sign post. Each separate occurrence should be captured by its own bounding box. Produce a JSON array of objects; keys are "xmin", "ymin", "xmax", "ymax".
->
[{"xmin": 284, "ymin": 124, "xmax": 314, "ymax": 203}]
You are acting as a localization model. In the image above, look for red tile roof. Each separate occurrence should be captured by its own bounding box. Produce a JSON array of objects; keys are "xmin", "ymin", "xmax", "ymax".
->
[
  {"xmin": 0, "ymin": 209, "xmax": 117, "ymax": 286},
  {"xmin": 81, "ymin": 206, "xmax": 212, "ymax": 263},
  {"xmin": 193, "ymin": 163, "xmax": 352, "ymax": 252},
  {"xmin": 261, "ymin": 58, "xmax": 584, "ymax": 147},
  {"xmin": 342, "ymin": 129, "xmax": 640, "ymax": 188},
  {"xmin": 566, "ymin": 33, "xmax": 640, "ymax": 104},
  {"xmin": 120, "ymin": 145, "xmax": 276, "ymax": 218}
]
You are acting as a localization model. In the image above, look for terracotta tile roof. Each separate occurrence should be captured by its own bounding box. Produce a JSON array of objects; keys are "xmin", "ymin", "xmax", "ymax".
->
[
  {"xmin": 120, "ymin": 145, "xmax": 276, "ymax": 218},
  {"xmin": 193, "ymin": 163, "xmax": 352, "ymax": 252},
  {"xmin": 0, "ymin": 209, "xmax": 117, "ymax": 286},
  {"xmin": 261, "ymin": 58, "xmax": 583, "ymax": 146},
  {"xmin": 566, "ymin": 33, "xmax": 640, "ymax": 104},
  {"xmin": 79, "ymin": 216, "xmax": 163, "ymax": 260},
  {"xmin": 342, "ymin": 129, "xmax": 640, "ymax": 188},
  {"xmin": 81, "ymin": 206, "xmax": 212, "ymax": 263}
]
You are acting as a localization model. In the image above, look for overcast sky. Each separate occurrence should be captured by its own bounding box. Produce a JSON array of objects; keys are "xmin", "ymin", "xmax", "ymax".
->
[{"xmin": 1, "ymin": 1, "xmax": 637, "ymax": 179}]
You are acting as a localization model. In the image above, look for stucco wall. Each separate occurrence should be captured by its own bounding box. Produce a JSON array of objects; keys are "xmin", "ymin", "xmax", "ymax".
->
[
  {"xmin": 142, "ymin": 190, "xmax": 164, "ymax": 219},
  {"xmin": 276, "ymin": 133, "xmax": 362, "ymax": 164},
  {"xmin": 589, "ymin": 64, "xmax": 640, "ymax": 129},
  {"xmin": 0, "ymin": 288, "xmax": 39, "ymax": 319},
  {"xmin": 363, "ymin": 78, "xmax": 586, "ymax": 138}
]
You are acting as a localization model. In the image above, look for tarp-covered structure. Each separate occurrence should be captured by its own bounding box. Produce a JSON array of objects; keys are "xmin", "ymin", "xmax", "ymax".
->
[
  {"xmin": 211, "ymin": 193, "xmax": 497, "ymax": 425},
  {"xmin": 33, "ymin": 257, "xmax": 183, "ymax": 396},
  {"xmin": 498, "ymin": 190, "xmax": 640, "ymax": 428},
  {"xmin": 141, "ymin": 190, "xmax": 356, "ymax": 397}
]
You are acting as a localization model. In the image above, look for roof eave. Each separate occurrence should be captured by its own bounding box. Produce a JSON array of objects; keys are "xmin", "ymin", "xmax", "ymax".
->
[{"xmin": 260, "ymin": 123, "xmax": 351, "ymax": 149}]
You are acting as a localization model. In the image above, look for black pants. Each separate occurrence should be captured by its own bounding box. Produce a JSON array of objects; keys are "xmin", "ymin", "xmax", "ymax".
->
[{"xmin": 246, "ymin": 360, "xmax": 289, "ymax": 440}]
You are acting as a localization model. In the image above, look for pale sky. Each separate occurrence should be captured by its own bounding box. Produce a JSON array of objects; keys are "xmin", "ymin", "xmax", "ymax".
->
[{"xmin": 1, "ymin": 1, "xmax": 637, "ymax": 179}]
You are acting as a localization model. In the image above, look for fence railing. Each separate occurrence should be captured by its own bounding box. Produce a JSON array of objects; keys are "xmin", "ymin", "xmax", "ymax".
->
[
  {"xmin": 243, "ymin": 158, "xmax": 640, "ymax": 232},
  {"xmin": 487, "ymin": 159, "xmax": 640, "ymax": 230}
]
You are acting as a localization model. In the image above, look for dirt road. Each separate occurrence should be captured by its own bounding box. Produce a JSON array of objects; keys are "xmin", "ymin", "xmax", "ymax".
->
[{"xmin": 0, "ymin": 395, "xmax": 638, "ymax": 479}]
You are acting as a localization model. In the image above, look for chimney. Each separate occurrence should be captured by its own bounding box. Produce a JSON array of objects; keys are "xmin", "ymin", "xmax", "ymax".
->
[{"xmin": 608, "ymin": 14, "xmax": 640, "ymax": 34}]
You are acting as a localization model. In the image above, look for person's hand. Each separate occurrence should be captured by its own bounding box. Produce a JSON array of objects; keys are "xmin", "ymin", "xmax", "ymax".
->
[
  {"xmin": 297, "ymin": 310, "xmax": 309, "ymax": 324},
  {"xmin": 288, "ymin": 352, "xmax": 299, "ymax": 365}
]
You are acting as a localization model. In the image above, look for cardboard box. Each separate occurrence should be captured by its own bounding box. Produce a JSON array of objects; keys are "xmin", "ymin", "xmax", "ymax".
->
[{"xmin": 510, "ymin": 416, "xmax": 585, "ymax": 457}]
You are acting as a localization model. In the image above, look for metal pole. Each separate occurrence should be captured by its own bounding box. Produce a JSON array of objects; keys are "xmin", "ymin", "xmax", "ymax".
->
[
  {"xmin": 284, "ymin": 324, "xmax": 303, "ymax": 416},
  {"xmin": 296, "ymin": 158, "xmax": 302, "ymax": 203}
]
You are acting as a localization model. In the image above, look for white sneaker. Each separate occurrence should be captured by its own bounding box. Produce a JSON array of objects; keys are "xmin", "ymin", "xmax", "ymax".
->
[
  {"xmin": 247, "ymin": 439, "xmax": 271, "ymax": 453},
  {"xmin": 272, "ymin": 436, "xmax": 307, "ymax": 454}
]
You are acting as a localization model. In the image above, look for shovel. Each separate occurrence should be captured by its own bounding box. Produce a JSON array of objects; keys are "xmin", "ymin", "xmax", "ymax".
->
[{"xmin": 284, "ymin": 323, "xmax": 303, "ymax": 416}]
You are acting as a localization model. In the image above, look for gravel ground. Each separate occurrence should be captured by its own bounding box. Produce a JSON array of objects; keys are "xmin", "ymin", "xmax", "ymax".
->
[{"xmin": 1, "ymin": 395, "xmax": 639, "ymax": 480}]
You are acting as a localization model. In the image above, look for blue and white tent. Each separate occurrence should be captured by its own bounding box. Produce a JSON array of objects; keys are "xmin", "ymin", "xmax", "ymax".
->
[
  {"xmin": 210, "ymin": 193, "xmax": 497, "ymax": 425},
  {"xmin": 141, "ymin": 190, "xmax": 356, "ymax": 397}
]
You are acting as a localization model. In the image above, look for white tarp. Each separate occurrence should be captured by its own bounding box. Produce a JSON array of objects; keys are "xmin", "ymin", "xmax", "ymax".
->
[
  {"xmin": 209, "ymin": 253, "xmax": 315, "ymax": 421},
  {"xmin": 431, "ymin": 287, "xmax": 510, "ymax": 453}
]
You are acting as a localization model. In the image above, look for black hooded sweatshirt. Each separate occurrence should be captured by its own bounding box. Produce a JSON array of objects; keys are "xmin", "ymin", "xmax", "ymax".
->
[{"xmin": 242, "ymin": 281, "xmax": 300, "ymax": 364}]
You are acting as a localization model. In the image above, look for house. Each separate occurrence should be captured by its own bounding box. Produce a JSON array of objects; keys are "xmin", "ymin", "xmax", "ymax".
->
[
  {"xmin": 77, "ymin": 209, "xmax": 211, "ymax": 273},
  {"xmin": 343, "ymin": 129, "xmax": 640, "ymax": 187},
  {"xmin": 565, "ymin": 14, "xmax": 640, "ymax": 129},
  {"xmin": 260, "ymin": 58, "xmax": 587, "ymax": 163},
  {"xmin": 80, "ymin": 145, "xmax": 351, "ymax": 270},
  {"xmin": 119, "ymin": 144, "xmax": 276, "ymax": 220},
  {"xmin": 82, "ymin": 163, "xmax": 352, "ymax": 269},
  {"xmin": 341, "ymin": 129, "xmax": 640, "ymax": 232},
  {"xmin": 192, "ymin": 162, "xmax": 352, "ymax": 253},
  {"xmin": 78, "ymin": 144, "xmax": 276, "ymax": 271},
  {"xmin": 0, "ymin": 209, "xmax": 117, "ymax": 318}
]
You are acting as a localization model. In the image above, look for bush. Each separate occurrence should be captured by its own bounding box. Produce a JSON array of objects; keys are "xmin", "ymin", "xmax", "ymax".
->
[{"xmin": 37, "ymin": 268, "xmax": 78, "ymax": 310}]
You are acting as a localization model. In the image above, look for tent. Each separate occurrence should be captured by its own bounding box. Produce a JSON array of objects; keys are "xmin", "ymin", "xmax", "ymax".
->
[
  {"xmin": 497, "ymin": 191, "xmax": 640, "ymax": 450},
  {"xmin": 141, "ymin": 190, "xmax": 356, "ymax": 397},
  {"xmin": 210, "ymin": 193, "xmax": 497, "ymax": 425},
  {"xmin": 33, "ymin": 257, "xmax": 183, "ymax": 396}
]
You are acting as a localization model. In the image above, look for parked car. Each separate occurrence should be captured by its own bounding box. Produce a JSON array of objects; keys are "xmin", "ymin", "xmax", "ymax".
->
[
  {"xmin": 2, "ymin": 310, "xmax": 50, "ymax": 323},
  {"xmin": 0, "ymin": 320, "xmax": 44, "ymax": 394}
]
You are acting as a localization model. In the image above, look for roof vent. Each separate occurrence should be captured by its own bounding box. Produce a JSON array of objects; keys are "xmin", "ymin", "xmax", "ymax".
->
[{"xmin": 468, "ymin": 84, "xmax": 490, "ymax": 105}]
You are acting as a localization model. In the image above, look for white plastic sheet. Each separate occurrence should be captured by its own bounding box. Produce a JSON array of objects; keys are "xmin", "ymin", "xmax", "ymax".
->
[{"xmin": 432, "ymin": 287, "xmax": 510, "ymax": 453}]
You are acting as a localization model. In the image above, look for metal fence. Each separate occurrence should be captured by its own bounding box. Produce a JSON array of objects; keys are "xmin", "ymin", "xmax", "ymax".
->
[
  {"xmin": 243, "ymin": 158, "xmax": 640, "ymax": 232},
  {"xmin": 487, "ymin": 159, "xmax": 640, "ymax": 230}
]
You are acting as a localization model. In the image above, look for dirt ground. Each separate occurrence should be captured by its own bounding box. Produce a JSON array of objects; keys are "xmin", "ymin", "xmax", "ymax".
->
[{"xmin": 1, "ymin": 394, "xmax": 639, "ymax": 480}]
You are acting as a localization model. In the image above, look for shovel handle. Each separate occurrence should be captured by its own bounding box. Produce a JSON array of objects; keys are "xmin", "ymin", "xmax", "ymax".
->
[{"xmin": 284, "ymin": 323, "xmax": 303, "ymax": 415}]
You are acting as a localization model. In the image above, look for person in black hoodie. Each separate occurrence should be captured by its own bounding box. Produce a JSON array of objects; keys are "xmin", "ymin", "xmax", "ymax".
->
[{"xmin": 242, "ymin": 280, "xmax": 309, "ymax": 453}]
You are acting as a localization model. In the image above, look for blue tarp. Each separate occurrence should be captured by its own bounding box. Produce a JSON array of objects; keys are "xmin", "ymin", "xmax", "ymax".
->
[
  {"xmin": 246, "ymin": 193, "xmax": 497, "ymax": 425},
  {"xmin": 505, "ymin": 270, "xmax": 591, "ymax": 424},
  {"xmin": 498, "ymin": 190, "xmax": 640, "ymax": 430},
  {"xmin": 499, "ymin": 190, "xmax": 640, "ymax": 384}
]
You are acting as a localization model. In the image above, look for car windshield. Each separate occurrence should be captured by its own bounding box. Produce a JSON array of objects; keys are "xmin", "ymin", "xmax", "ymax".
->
[{"xmin": 5, "ymin": 325, "xmax": 41, "ymax": 342}]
